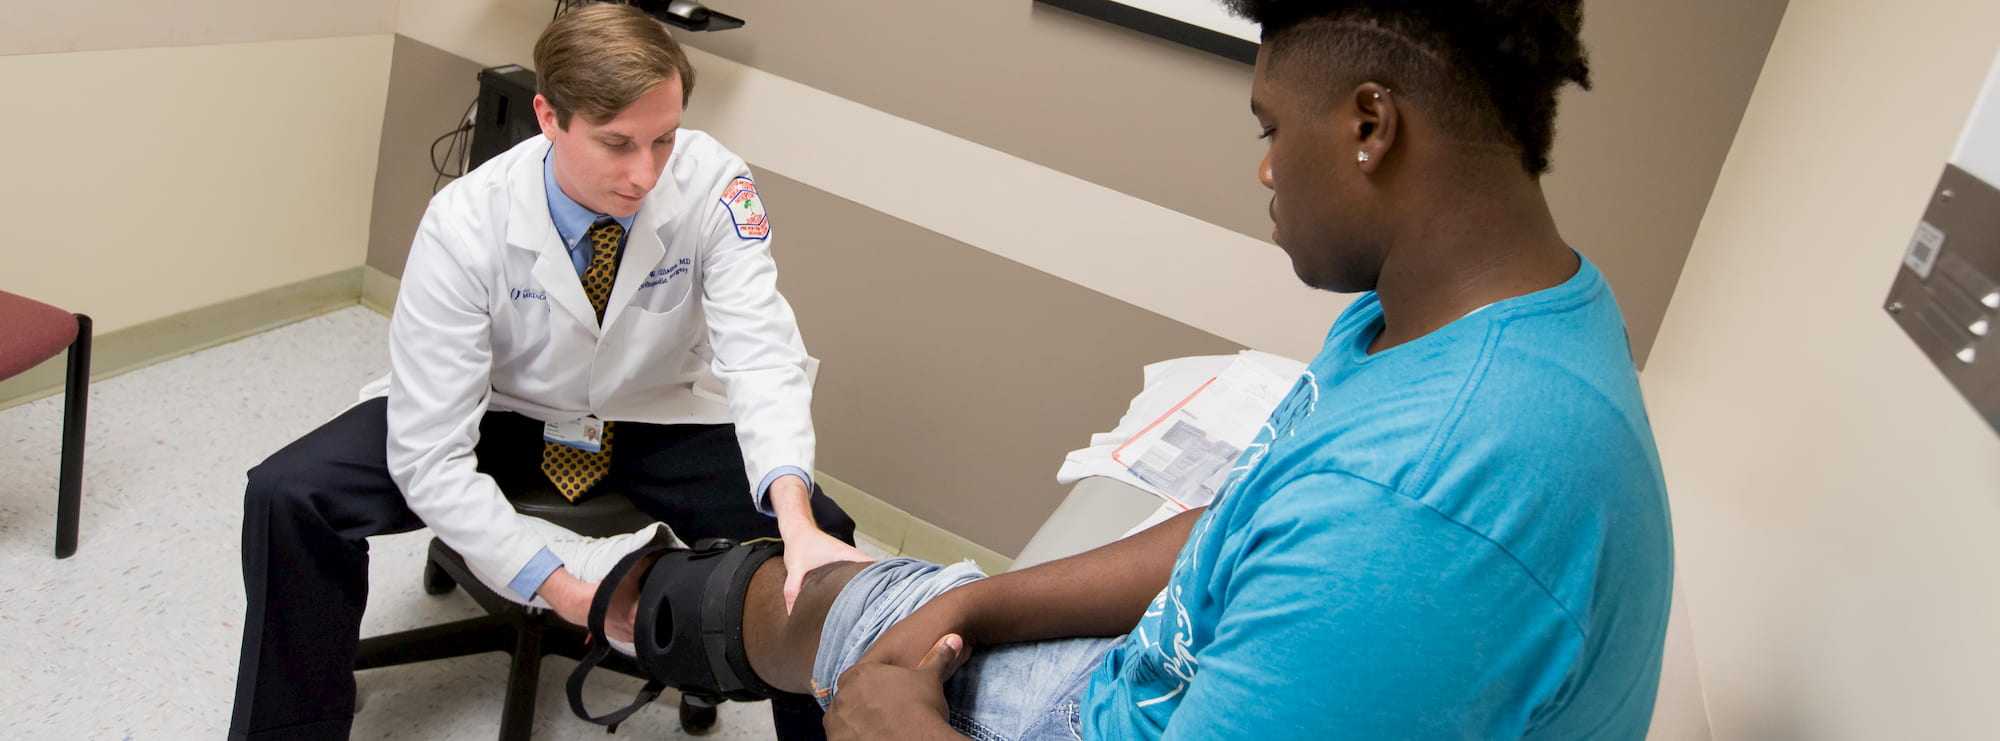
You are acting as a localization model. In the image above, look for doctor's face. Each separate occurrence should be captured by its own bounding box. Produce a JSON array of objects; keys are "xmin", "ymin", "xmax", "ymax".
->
[{"xmin": 535, "ymin": 77, "xmax": 684, "ymax": 218}]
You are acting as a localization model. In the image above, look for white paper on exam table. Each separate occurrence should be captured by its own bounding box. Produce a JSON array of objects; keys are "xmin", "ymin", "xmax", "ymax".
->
[{"xmin": 1056, "ymin": 350, "xmax": 1306, "ymax": 512}]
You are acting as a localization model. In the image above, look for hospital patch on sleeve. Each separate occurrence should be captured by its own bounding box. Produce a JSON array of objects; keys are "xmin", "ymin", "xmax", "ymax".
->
[{"xmin": 719, "ymin": 176, "xmax": 770, "ymax": 240}]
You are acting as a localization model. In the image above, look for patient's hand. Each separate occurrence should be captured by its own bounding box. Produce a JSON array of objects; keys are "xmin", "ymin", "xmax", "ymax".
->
[
  {"xmin": 827, "ymin": 634, "xmax": 969, "ymax": 741},
  {"xmin": 856, "ymin": 587, "xmax": 976, "ymax": 673}
]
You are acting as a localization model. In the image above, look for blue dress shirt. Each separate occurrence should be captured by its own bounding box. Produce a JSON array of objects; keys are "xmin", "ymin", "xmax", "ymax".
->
[{"xmin": 543, "ymin": 151, "xmax": 635, "ymax": 276}]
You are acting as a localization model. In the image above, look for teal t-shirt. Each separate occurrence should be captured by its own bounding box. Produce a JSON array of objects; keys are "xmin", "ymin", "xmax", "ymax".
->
[{"xmin": 1081, "ymin": 257, "xmax": 1674, "ymax": 739}]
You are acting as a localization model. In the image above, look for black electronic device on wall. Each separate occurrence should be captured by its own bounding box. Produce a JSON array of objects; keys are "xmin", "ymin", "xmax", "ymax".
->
[
  {"xmin": 631, "ymin": 0, "xmax": 744, "ymax": 31},
  {"xmin": 554, "ymin": 0, "xmax": 745, "ymax": 32},
  {"xmin": 468, "ymin": 64, "xmax": 542, "ymax": 171}
]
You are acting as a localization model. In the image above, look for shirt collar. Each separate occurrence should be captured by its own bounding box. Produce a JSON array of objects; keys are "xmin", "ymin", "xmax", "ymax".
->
[{"xmin": 543, "ymin": 148, "xmax": 636, "ymax": 252}]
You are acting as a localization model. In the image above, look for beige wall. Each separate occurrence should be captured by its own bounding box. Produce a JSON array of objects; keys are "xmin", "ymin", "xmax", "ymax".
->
[
  {"xmin": 755, "ymin": 169, "xmax": 1243, "ymax": 555},
  {"xmin": 1652, "ymin": 581, "xmax": 1714, "ymax": 740},
  {"xmin": 679, "ymin": 0, "xmax": 1270, "ymax": 243},
  {"xmin": 673, "ymin": 0, "xmax": 1788, "ymax": 367},
  {"xmin": 0, "ymin": 33, "xmax": 392, "ymax": 334},
  {"xmin": 1541, "ymin": 0, "xmax": 1788, "ymax": 366},
  {"xmin": 368, "ymin": 35, "xmax": 485, "ymax": 278},
  {"xmin": 394, "ymin": 0, "xmax": 551, "ymax": 72},
  {"xmin": 0, "ymin": 0, "xmax": 394, "ymax": 57},
  {"xmin": 395, "ymin": 0, "xmax": 1784, "ymax": 365},
  {"xmin": 1643, "ymin": 0, "xmax": 2000, "ymax": 737}
]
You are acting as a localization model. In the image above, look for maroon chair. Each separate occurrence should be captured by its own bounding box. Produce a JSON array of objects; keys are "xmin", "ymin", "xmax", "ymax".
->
[{"xmin": 0, "ymin": 290, "xmax": 91, "ymax": 558}]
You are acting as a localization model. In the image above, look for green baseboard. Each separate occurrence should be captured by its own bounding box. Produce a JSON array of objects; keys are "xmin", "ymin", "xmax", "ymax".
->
[
  {"xmin": 0, "ymin": 268, "xmax": 365, "ymax": 410},
  {"xmin": 360, "ymin": 265, "xmax": 399, "ymax": 316},
  {"xmin": 816, "ymin": 472, "xmax": 1013, "ymax": 574}
]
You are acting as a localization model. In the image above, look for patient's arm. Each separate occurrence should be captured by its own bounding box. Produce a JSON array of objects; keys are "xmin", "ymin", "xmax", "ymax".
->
[
  {"xmin": 823, "ymin": 509, "xmax": 1203, "ymax": 740},
  {"xmin": 860, "ymin": 507, "xmax": 1203, "ymax": 669},
  {"xmin": 723, "ymin": 503, "xmax": 1199, "ymax": 693}
]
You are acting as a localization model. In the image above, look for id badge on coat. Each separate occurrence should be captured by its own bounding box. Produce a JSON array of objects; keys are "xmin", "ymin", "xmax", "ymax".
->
[{"xmin": 543, "ymin": 416, "xmax": 605, "ymax": 453}]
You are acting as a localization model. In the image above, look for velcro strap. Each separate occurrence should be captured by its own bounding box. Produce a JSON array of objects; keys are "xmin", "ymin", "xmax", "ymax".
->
[
  {"xmin": 700, "ymin": 544, "xmax": 757, "ymax": 696},
  {"xmin": 566, "ymin": 542, "xmax": 673, "ymax": 731}
]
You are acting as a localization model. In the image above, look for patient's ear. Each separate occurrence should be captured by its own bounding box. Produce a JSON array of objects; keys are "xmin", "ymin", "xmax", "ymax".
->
[{"xmin": 1350, "ymin": 83, "xmax": 1398, "ymax": 175}]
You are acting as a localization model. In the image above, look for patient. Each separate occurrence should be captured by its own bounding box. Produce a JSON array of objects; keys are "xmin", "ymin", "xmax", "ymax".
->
[{"xmin": 581, "ymin": 1, "xmax": 1675, "ymax": 737}]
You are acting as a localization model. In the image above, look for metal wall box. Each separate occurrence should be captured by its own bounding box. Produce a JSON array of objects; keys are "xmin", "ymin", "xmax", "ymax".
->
[{"xmin": 1885, "ymin": 164, "xmax": 2000, "ymax": 434}]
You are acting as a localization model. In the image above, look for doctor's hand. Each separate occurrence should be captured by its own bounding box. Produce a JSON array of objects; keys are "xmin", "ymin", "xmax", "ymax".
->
[
  {"xmin": 538, "ymin": 567, "xmax": 641, "ymax": 644},
  {"xmin": 598, "ymin": 549, "xmax": 664, "ymax": 644},
  {"xmin": 780, "ymin": 527, "xmax": 873, "ymax": 613},
  {"xmin": 768, "ymin": 476, "xmax": 875, "ymax": 613}
]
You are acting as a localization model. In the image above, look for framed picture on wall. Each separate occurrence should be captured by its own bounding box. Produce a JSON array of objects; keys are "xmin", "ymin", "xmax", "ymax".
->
[{"xmin": 1036, "ymin": 0, "xmax": 1259, "ymax": 64}]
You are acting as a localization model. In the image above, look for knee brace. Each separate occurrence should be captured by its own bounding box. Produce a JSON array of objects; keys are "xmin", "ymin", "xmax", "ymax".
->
[{"xmin": 566, "ymin": 537, "xmax": 784, "ymax": 732}]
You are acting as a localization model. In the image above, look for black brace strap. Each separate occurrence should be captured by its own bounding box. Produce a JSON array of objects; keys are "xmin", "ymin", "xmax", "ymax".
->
[
  {"xmin": 566, "ymin": 542, "xmax": 672, "ymax": 732},
  {"xmin": 689, "ymin": 539, "xmax": 780, "ymax": 700},
  {"xmin": 566, "ymin": 538, "xmax": 785, "ymax": 732}
]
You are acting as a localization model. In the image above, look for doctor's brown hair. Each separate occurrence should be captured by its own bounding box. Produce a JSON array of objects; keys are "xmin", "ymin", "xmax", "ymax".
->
[{"xmin": 534, "ymin": 3, "xmax": 696, "ymax": 129}]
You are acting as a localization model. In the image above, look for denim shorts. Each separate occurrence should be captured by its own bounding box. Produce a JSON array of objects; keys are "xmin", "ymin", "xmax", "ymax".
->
[{"xmin": 812, "ymin": 558, "xmax": 1121, "ymax": 741}]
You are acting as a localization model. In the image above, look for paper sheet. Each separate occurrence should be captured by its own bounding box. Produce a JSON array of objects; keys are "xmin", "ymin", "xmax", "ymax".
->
[{"xmin": 1057, "ymin": 350, "xmax": 1306, "ymax": 510}]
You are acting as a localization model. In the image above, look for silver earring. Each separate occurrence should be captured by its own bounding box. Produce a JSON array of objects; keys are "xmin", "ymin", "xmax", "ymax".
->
[{"xmin": 1357, "ymin": 151, "xmax": 1371, "ymax": 164}]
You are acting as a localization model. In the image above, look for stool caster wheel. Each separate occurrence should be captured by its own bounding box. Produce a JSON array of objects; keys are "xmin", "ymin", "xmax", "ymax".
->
[
  {"xmin": 679, "ymin": 693, "xmax": 719, "ymax": 735},
  {"xmin": 422, "ymin": 558, "xmax": 457, "ymax": 595}
]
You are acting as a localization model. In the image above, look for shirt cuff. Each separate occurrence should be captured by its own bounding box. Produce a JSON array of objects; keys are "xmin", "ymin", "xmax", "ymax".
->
[
  {"xmin": 508, "ymin": 546, "xmax": 566, "ymax": 602},
  {"xmin": 754, "ymin": 466, "xmax": 814, "ymax": 517}
]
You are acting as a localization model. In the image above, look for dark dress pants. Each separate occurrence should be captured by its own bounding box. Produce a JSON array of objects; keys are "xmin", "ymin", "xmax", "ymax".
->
[{"xmin": 228, "ymin": 396, "xmax": 854, "ymax": 740}]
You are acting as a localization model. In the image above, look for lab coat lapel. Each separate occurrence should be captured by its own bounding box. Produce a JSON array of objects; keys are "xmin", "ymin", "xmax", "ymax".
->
[
  {"xmin": 532, "ymin": 241, "xmax": 598, "ymax": 337},
  {"xmin": 507, "ymin": 143, "xmax": 599, "ymax": 336},
  {"xmin": 601, "ymin": 173, "xmax": 682, "ymax": 335}
]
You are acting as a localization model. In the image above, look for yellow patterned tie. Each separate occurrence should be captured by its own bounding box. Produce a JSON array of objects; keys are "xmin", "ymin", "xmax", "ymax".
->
[{"xmin": 541, "ymin": 219, "xmax": 624, "ymax": 501}]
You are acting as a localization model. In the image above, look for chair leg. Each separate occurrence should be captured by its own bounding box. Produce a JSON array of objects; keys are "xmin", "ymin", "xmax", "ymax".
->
[
  {"xmin": 54, "ymin": 314, "xmax": 90, "ymax": 560},
  {"xmin": 355, "ymin": 614, "xmax": 518, "ymax": 669},
  {"xmin": 499, "ymin": 620, "xmax": 544, "ymax": 741}
]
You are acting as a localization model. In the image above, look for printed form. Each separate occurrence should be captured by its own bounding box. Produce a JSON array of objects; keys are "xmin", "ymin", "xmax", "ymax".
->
[{"xmin": 1110, "ymin": 353, "xmax": 1299, "ymax": 509}]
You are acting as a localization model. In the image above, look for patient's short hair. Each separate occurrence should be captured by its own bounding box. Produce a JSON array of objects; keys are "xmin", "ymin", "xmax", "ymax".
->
[
  {"xmin": 534, "ymin": 3, "xmax": 697, "ymax": 129},
  {"xmin": 1225, "ymin": 0, "xmax": 1592, "ymax": 176}
]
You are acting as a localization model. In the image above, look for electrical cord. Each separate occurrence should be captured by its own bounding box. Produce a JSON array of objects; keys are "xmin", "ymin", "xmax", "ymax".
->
[
  {"xmin": 430, "ymin": 98, "xmax": 477, "ymax": 193},
  {"xmin": 436, "ymin": 0, "xmax": 597, "ymax": 191}
]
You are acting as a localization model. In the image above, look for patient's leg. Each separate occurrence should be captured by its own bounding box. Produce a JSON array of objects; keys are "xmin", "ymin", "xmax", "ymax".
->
[
  {"xmin": 739, "ymin": 559, "xmax": 873, "ymax": 695},
  {"xmin": 602, "ymin": 553, "xmax": 873, "ymax": 697}
]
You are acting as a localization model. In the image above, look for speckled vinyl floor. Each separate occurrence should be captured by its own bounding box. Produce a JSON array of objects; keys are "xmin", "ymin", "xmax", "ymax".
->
[{"xmin": 0, "ymin": 306, "xmax": 884, "ymax": 740}]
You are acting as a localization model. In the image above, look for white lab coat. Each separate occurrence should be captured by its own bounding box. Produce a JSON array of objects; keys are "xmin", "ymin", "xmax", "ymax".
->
[{"xmin": 358, "ymin": 131, "xmax": 815, "ymax": 593}]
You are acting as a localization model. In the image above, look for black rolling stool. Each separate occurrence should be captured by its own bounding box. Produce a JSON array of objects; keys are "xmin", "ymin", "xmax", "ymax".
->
[{"xmin": 355, "ymin": 487, "xmax": 719, "ymax": 739}]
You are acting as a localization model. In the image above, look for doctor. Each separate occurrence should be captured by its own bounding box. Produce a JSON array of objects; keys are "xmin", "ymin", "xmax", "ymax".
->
[{"xmin": 228, "ymin": 5, "xmax": 864, "ymax": 740}]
